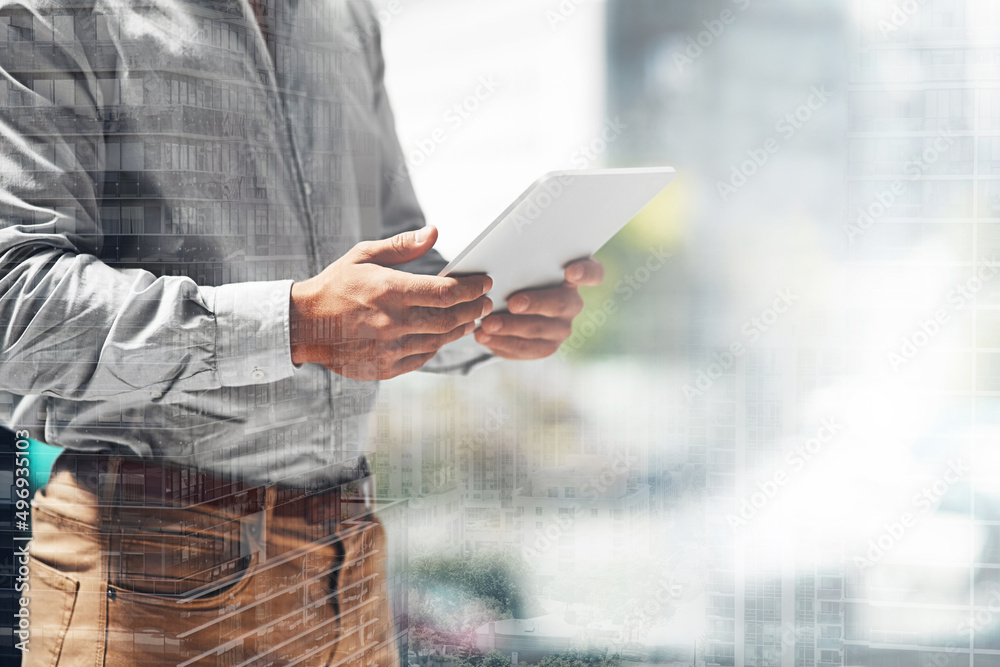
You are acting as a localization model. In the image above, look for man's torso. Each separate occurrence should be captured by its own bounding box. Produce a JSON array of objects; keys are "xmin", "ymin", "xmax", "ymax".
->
[{"xmin": 0, "ymin": 0, "xmax": 397, "ymax": 485}]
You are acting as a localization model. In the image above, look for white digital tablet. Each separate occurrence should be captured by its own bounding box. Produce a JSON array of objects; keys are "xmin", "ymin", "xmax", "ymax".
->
[{"xmin": 439, "ymin": 167, "xmax": 676, "ymax": 310}]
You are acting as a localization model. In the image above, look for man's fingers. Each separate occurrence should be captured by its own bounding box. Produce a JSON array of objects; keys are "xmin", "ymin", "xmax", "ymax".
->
[
  {"xmin": 403, "ymin": 296, "xmax": 493, "ymax": 334},
  {"xmin": 394, "ymin": 323, "xmax": 474, "ymax": 356},
  {"xmin": 327, "ymin": 347, "xmax": 438, "ymax": 381},
  {"xmin": 401, "ymin": 273, "xmax": 493, "ymax": 308},
  {"xmin": 473, "ymin": 331, "xmax": 561, "ymax": 360},
  {"xmin": 505, "ymin": 286, "xmax": 584, "ymax": 319},
  {"xmin": 389, "ymin": 351, "xmax": 439, "ymax": 378},
  {"xmin": 479, "ymin": 314, "xmax": 571, "ymax": 342},
  {"xmin": 564, "ymin": 257, "xmax": 605, "ymax": 286},
  {"xmin": 353, "ymin": 226, "xmax": 438, "ymax": 267}
]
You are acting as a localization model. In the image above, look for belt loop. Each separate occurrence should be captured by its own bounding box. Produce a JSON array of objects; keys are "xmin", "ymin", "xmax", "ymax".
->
[
  {"xmin": 100, "ymin": 454, "xmax": 123, "ymax": 604},
  {"xmin": 359, "ymin": 475, "xmax": 374, "ymax": 514},
  {"xmin": 98, "ymin": 455, "xmax": 123, "ymax": 516},
  {"xmin": 240, "ymin": 486, "xmax": 275, "ymax": 564}
]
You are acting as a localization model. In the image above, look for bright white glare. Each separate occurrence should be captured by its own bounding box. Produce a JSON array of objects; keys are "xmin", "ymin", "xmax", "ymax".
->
[
  {"xmin": 885, "ymin": 514, "xmax": 972, "ymax": 566},
  {"xmin": 377, "ymin": 0, "xmax": 607, "ymax": 260}
]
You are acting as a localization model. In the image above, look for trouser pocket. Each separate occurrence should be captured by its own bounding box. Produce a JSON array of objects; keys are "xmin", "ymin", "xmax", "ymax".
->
[
  {"xmin": 23, "ymin": 555, "xmax": 80, "ymax": 667},
  {"xmin": 103, "ymin": 564, "xmax": 260, "ymax": 666},
  {"xmin": 329, "ymin": 517, "xmax": 399, "ymax": 667}
]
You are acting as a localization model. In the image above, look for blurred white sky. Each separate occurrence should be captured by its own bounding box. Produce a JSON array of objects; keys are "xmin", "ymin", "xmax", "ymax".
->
[{"xmin": 374, "ymin": 0, "xmax": 607, "ymax": 259}]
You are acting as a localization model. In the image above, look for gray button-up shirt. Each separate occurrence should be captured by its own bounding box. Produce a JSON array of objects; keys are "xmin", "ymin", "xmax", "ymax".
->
[{"xmin": 0, "ymin": 0, "xmax": 492, "ymax": 486}]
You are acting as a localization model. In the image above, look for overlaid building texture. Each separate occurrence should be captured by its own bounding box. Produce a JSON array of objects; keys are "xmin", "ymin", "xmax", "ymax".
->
[{"xmin": 1, "ymin": 0, "xmax": 1000, "ymax": 666}]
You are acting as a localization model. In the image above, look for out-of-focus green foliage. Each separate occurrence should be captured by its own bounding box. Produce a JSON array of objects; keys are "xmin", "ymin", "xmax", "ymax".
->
[
  {"xmin": 480, "ymin": 651, "xmax": 513, "ymax": 667},
  {"xmin": 410, "ymin": 548, "xmax": 535, "ymax": 615},
  {"xmin": 449, "ymin": 648, "xmax": 618, "ymax": 667},
  {"xmin": 566, "ymin": 179, "xmax": 687, "ymax": 359},
  {"xmin": 409, "ymin": 549, "xmax": 538, "ymax": 655},
  {"xmin": 534, "ymin": 648, "xmax": 620, "ymax": 667}
]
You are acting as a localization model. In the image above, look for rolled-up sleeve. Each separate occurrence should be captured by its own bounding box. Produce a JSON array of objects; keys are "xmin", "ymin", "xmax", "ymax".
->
[{"xmin": 0, "ymin": 5, "xmax": 295, "ymax": 401}]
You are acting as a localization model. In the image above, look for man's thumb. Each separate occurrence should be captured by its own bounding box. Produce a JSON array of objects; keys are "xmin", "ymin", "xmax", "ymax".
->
[{"xmin": 356, "ymin": 226, "xmax": 437, "ymax": 267}]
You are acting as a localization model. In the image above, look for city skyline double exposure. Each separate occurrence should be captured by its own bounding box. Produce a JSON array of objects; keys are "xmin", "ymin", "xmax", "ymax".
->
[{"xmin": 0, "ymin": 0, "xmax": 998, "ymax": 666}]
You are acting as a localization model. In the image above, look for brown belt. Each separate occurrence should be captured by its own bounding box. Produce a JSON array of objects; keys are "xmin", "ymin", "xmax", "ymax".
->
[{"xmin": 57, "ymin": 452, "xmax": 368, "ymax": 525}]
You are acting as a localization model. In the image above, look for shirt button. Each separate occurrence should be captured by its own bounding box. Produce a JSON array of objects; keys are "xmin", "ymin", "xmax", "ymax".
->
[
  {"xmin": 303, "ymin": 182, "xmax": 313, "ymax": 197},
  {"xmin": 150, "ymin": 390, "xmax": 163, "ymax": 399},
  {"xmin": 251, "ymin": 368, "xmax": 265, "ymax": 381}
]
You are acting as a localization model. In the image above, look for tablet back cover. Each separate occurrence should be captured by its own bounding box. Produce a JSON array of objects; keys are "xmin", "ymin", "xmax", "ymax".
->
[{"xmin": 440, "ymin": 167, "xmax": 676, "ymax": 310}]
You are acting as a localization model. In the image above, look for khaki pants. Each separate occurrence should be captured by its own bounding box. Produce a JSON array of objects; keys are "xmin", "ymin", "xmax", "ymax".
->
[{"xmin": 24, "ymin": 453, "xmax": 400, "ymax": 667}]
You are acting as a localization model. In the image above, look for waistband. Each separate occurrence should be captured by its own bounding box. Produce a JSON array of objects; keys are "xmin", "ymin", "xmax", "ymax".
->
[{"xmin": 52, "ymin": 450, "xmax": 375, "ymax": 524}]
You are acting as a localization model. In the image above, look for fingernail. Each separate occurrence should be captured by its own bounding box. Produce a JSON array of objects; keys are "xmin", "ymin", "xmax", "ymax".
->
[
  {"xmin": 464, "ymin": 322, "xmax": 475, "ymax": 335},
  {"xmin": 479, "ymin": 334, "xmax": 492, "ymax": 344},
  {"xmin": 485, "ymin": 318, "xmax": 501, "ymax": 334},
  {"xmin": 483, "ymin": 277, "xmax": 494, "ymax": 294},
  {"xmin": 567, "ymin": 264, "xmax": 584, "ymax": 281},
  {"xmin": 415, "ymin": 226, "xmax": 432, "ymax": 244},
  {"xmin": 481, "ymin": 301, "xmax": 493, "ymax": 318},
  {"xmin": 510, "ymin": 296, "xmax": 528, "ymax": 313}
]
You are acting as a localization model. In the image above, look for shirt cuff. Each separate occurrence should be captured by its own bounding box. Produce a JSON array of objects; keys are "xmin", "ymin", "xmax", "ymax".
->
[{"xmin": 206, "ymin": 280, "xmax": 296, "ymax": 387}]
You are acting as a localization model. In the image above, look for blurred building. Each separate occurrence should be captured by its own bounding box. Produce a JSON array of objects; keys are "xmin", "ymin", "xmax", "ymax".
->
[
  {"xmin": 474, "ymin": 615, "xmax": 580, "ymax": 664},
  {"xmin": 607, "ymin": 1, "xmax": 849, "ymax": 666},
  {"xmin": 459, "ymin": 428, "xmax": 522, "ymax": 555},
  {"xmin": 458, "ymin": 373, "xmax": 600, "ymax": 556},
  {"xmin": 513, "ymin": 456, "xmax": 650, "ymax": 581},
  {"xmin": 371, "ymin": 389, "xmax": 465, "ymax": 555},
  {"xmin": 842, "ymin": 0, "xmax": 1000, "ymax": 665},
  {"xmin": 374, "ymin": 1, "xmax": 1000, "ymax": 666},
  {"xmin": 374, "ymin": 496, "xmax": 413, "ymax": 665}
]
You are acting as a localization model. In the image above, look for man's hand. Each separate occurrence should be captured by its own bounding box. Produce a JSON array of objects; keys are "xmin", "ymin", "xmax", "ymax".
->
[
  {"xmin": 474, "ymin": 258, "xmax": 605, "ymax": 360},
  {"xmin": 290, "ymin": 226, "xmax": 492, "ymax": 380}
]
